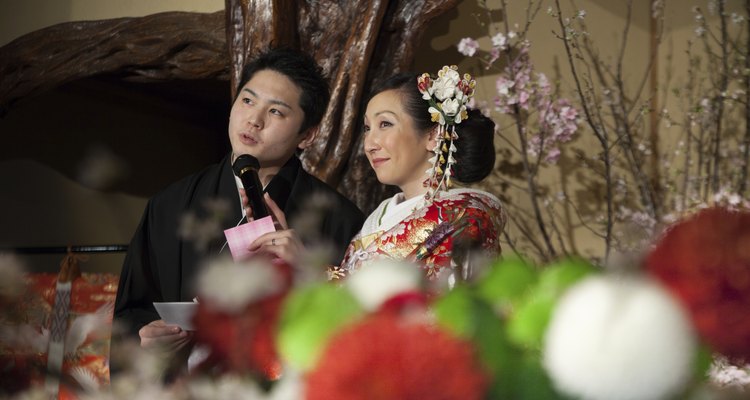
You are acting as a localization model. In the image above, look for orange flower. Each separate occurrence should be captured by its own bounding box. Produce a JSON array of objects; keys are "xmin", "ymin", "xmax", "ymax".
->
[
  {"xmin": 646, "ymin": 207, "xmax": 750, "ymax": 361},
  {"xmin": 306, "ymin": 313, "xmax": 488, "ymax": 400}
]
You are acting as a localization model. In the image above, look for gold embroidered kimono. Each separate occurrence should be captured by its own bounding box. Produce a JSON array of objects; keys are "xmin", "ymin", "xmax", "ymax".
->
[{"xmin": 338, "ymin": 189, "xmax": 506, "ymax": 279}]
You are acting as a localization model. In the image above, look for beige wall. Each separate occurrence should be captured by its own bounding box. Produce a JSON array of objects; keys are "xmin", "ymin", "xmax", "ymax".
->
[{"xmin": 415, "ymin": 0, "xmax": 745, "ymax": 261}]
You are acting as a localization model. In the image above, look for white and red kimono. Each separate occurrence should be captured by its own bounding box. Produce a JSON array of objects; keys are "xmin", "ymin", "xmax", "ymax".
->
[{"xmin": 337, "ymin": 189, "xmax": 506, "ymax": 280}]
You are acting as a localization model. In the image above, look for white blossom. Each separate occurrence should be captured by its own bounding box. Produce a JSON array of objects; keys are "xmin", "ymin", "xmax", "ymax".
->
[
  {"xmin": 196, "ymin": 257, "xmax": 283, "ymax": 313},
  {"xmin": 491, "ymin": 32, "xmax": 508, "ymax": 49},
  {"xmin": 432, "ymin": 77, "xmax": 457, "ymax": 101},
  {"xmin": 346, "ymin": 259, "xmax": 422, "ymax": 311},
  {"xmin": 709, "ymin": 356, "xmax": 750, "ymax": 388},
  {"xmin": 441, "ymin": 98, "xmax": 460, "ymax": 116},
  {"xmin": 543, "ymin": 275, "xmax": 696, "ymax": 400},
  {"xmin": 457, "ymin": 37, "xmax": 479, "ymax": 57}
]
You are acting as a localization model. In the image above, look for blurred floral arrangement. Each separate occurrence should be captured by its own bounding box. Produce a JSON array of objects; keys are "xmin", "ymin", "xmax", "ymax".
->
[
  {"xmin": 457, "ymin": 0, "xmax": 750, "ymax": 265},
  {"xmin": 2, "ymin": 206, "xmax": 750, "ymax": 399},
  {"xmin": 3, "ymin": 1, "xmax": 750, "ymax": 399}
]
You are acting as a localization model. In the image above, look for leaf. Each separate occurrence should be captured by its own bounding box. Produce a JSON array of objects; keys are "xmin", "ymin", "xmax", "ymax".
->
[
  {"xmin": 507, "ymin": 257, "xmax": 596, "ymax": 349},
  {"xmin": 276, "ymin": 284, "xmax": 363, "ymax": 371},
  {"xmin": 434, "ymin": 285, "xmax": 521, "ymax": 397},
  {"xmin": 535, "ymin": 257, "xmax": 596, "ymax": 299},
  {"xmin": 476, "ymin": 257, "xmax": 538, "ymax": 312}
]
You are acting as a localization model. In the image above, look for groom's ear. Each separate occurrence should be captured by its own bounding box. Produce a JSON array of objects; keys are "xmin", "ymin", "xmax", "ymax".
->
[{"xmin": 298, "ymin": 126, "xmax": 318, "ymax": 150}]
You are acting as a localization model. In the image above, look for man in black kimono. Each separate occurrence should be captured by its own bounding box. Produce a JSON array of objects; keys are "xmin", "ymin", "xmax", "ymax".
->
[{"xmin": 113, "ymin": 48, "xmax": 364, "ymax": 352}]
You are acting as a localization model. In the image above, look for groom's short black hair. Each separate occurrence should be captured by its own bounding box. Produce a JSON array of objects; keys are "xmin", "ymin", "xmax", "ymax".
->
[{"xmin": 237, "ymin": 48, "xmax": 330, "ymax": 134}]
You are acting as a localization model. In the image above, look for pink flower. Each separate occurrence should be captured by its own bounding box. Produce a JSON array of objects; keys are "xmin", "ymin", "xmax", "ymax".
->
[
  {"xmin": 457, "ymin": 38, "xmax": 480, "ymax": 57},
  {"xmin": 491, "ymin": 32, "xmax": 508, "ymax": 49},
  {"xmin": 488, "ymin": 47, "xmax": 501, "ymax": 67},
  {"xmin": 496, "ymin": 76, "xmax": 514, "ymax": 96},
  {"xmin": 544, "ymin": 147, "xmax": 561, "ymax": 164}
]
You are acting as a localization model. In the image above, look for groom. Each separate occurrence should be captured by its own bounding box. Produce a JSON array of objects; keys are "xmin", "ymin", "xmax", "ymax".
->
[{"xmin": 113, "ymin": 48, "xmax": 364, "ymax": 354}]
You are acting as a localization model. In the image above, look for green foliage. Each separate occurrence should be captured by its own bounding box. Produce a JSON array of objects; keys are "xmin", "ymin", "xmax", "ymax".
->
[
  {"xmin": 434, "ymin": 284, "xmax": 520, "ymax": 398},
  {"xmin": 507, "ymin": 257, "xmax": 597, "ymax": 349},
  {"xmin": 276, "ymin": 283, "xmax": 363, "ymax": 371},
  {"xmin": 476, "ymin": 257, "xmax": 538, "ymax": 310}
]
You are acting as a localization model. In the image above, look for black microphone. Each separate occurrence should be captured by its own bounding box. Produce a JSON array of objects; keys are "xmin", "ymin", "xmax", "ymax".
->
[{"xmin": 232, "ymin": 154, "xmax": 270, "ymax": 220}]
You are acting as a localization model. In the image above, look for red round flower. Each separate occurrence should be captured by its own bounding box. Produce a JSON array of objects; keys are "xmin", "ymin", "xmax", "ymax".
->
[
  {"xmin": 645, "ymin": 207, "xmax": 750, "ymax": 361},
  {"xmin": 192, "ymin": 259, "xmax": 293, "ymax": 379},
  {"xmin": 306, "ymin": 313, "xmax": 488, "ymax": 400},
  {"xmin": 193, "ymin": 296, "xmax": 283, "ymax": 379}
]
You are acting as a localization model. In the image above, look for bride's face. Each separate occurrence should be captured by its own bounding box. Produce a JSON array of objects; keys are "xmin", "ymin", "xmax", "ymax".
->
[{"xmin": 363, "ymin": 90, "xmax": 434, "ymax": 197}]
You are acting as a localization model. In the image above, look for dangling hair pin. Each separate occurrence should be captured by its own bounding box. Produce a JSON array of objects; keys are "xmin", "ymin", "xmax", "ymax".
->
[{"xmin": 417, "ymin": 65, "xmax": 476, "ymax": 201}]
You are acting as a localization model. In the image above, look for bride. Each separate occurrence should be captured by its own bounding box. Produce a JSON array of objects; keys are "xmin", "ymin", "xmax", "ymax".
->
[
  {"xmin": 250, "ymin": 66, "xmax": 506, "ymax": 280},
  {"xmin": 336, "ymin": 67, "xmax": 505, "ymax": 280}
]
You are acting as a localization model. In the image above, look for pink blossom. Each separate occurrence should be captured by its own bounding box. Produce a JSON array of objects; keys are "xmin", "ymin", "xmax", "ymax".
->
[
  {"xmin": 496, "ymin": 76, "xmax": 514, "ymax": 96},
  {"xmin": 457, "ymin": 37, "xmax": 479, "ymax": 57},
  {"xmin": 544, "ymin": 147, "xmax": 561, "ymax": 164},
  {"xmin": 560, "ymin": 105, "xmax": 578, "ymax": 120},
  {"xmin": 491, "ymin": 32, "xmax": 507, "ymax": 49},
  {"xmin": 487, "ymin": 47, "xmax": 501, "ymax": 68},
  {"xmin": 537, "ymin": 73, "xmax": 551, "ymax": 96},
  {"xmin": 528, "ymin": 135, "xmax": 543, "ymax": 157},
  {"xmin": 518, "ymin": 90, "xmax": 531, "ymax": 109}
]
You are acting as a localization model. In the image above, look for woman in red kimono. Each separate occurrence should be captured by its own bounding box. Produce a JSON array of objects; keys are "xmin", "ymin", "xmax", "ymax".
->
[
  {"xmin": 252, "ymin": 66, "xmax": 506, "ymax": 280},
  {"xmin": 335, "ymin": 67, "xmax": 506, "ymax": 281}
]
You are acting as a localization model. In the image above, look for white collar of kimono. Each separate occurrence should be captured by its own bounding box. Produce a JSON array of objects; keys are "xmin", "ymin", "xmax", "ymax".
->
[{"xmin": 359, "ymin": 188, "xmax": 502, "ymax": 238}]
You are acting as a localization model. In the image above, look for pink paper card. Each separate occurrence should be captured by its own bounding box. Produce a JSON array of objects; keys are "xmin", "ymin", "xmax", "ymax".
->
[{"xmin": 224, "ymin": 215, "xmax": 276, "ymax": 261}]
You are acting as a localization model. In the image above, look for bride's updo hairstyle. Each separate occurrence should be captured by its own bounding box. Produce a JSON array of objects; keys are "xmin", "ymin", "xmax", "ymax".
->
[{"xmin": 368, "ymin": 73, "xmax": 496, "ymax": 184}]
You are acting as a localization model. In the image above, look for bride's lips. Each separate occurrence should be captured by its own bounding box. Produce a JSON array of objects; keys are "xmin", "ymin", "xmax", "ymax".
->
[{"xmin": 370, "ymin": 157, "xmax": 389, "ymax": 168}]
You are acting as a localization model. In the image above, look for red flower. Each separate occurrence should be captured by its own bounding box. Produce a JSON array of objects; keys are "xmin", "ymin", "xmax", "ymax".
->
[
  {"xmin": 645, "ymin": 207, "xmax": 750, "ymax": 361},
  {"xmin": 306, "ymin": 313, "xmax": 488, "ymax": 400},
  {"xmin": 192, "ymin": 259, "xmax": 292, "ymax": 379},
  {"xmin": 193, "ymin": 296, "xmax": 283, "ymax": 379}
]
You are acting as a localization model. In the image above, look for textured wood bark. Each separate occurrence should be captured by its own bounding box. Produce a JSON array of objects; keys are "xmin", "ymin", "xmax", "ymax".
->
[
  {"xmin": 329, "ymin": 0, "xmax": 462, "ymax": 212},
  {"xmin": 226, "ymin": 0, "xmax": 299, "ymax": 97},
  {"xmin": 0, "ymin": 11, "xmax": 228, "ymax": 116}
]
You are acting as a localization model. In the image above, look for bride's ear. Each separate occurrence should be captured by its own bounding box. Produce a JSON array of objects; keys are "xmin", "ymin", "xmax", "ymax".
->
[{"xmin": 425, "ymin": 125, "xmax": 439, "ymax": 151}]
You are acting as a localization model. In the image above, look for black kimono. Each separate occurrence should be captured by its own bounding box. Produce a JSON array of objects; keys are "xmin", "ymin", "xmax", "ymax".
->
[{"xmin": 113, "ymin": 154, "xmax": 364, "ymax": 336}]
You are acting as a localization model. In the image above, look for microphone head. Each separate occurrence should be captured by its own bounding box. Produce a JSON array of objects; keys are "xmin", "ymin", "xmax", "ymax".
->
[{"xmin": 232, "ymin": 154, "xmax": 260, "ymax": 177}]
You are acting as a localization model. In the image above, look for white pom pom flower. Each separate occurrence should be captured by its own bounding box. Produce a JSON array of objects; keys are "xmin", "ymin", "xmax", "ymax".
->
[
  {"xmin": 346, "ymin": 260, "xmax": 421, "ymax": 311},
  {"xmin": 196, "ymin": 257, "xmax": 283, "ymax": 313},
  {"xmin": 543, "ymin": 275, "xmax": 696, "ymax": 400}
]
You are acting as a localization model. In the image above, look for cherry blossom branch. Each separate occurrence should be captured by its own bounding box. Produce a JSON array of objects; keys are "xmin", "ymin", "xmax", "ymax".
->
[
  {"xmin": 742, "ymin": 0, "xmax": 750, "ymax": 195},
  {"xmin": 710, "ymin": 0, "xmax": 730, "ymax": 193},
  {"xmin": 553, "ymin": 0, "xmax": 613, "ymax": 262},
  {"xmin": 499, "ymin": 0, "xmax": 558, "ymax": 261}
]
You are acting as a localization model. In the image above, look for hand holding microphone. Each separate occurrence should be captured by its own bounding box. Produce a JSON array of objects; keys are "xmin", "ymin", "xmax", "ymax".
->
[
  {"xmin": 231, "ymin": 154, "xmax": 300, "ymax": 264},
  {"xmin": 232, "ymin": 154, "xmax": 270, "ymax": 220}
]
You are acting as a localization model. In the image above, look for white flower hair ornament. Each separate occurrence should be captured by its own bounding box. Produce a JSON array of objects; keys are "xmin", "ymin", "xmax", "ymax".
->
[{"xmin": 417, "ymin": 65, "xmax": 476, "ymax": 200}]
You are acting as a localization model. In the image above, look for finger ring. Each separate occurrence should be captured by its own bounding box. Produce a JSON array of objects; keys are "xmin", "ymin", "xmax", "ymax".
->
[{"xmin": 271, "ymin": 238, "xmax": 276, "ymax": 246}]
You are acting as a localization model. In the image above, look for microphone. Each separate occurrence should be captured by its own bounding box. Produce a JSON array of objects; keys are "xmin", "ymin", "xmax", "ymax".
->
[{"xmin": 232, "ymin": 154, "xmax": 270, "ymax": 220}]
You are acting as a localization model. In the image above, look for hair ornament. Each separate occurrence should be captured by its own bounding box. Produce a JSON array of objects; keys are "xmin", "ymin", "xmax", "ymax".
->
[{"xmin": 417, "ymin": 65, "xmax": 476, "ymax": 200}]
